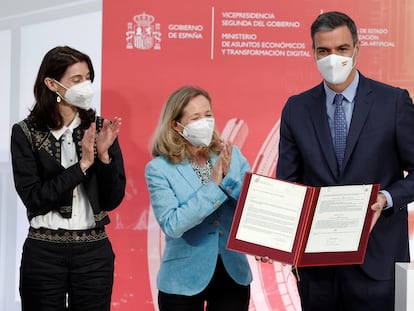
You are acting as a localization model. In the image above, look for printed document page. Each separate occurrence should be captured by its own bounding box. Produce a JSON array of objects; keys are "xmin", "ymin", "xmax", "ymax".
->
[
  {"xmin": 235, "ymin": 175, "xmax": 307, "ymax": 252},
  {"xmin": 304, "ymin": 184, "xmax": 373, "ymax": 253}
]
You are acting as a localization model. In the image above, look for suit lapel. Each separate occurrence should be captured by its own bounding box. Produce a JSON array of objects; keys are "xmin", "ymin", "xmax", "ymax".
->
[
  {"xmin": 343, "ymin": 75, "xmax": 373, "ymax": 170},
  {"xmin": 308, "ymin": 84, "xmax": 338, "ymax": 177},
  {"xmin": 176, "ymin": 161, "xmax": 200, "ymax": 190}
]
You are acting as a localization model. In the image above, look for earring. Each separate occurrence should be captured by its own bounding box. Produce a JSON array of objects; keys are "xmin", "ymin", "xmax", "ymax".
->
[{"xmin": 56, "ymin": 95, "xmax": 61, "ymax": 103}]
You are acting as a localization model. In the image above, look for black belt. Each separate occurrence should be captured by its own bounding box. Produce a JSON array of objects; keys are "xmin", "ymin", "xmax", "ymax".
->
[{"xmin": 28, "ymin": 226, "xmax": 107, "ymax": 243}]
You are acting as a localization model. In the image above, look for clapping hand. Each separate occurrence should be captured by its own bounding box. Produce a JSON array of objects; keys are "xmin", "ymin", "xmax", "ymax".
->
[
  {"xmin": 79, "ymin": 122, "xmax": 96, "ymax": 173},
  {"xmin": 211, "ymin": 140, "xmax": 233, "ymax": 185},
  {"xmin": 79, "ymin": 117, "xmax": 122, "ymax": 173},
  {"xmin": 96, "ymin": 117, "xmax": 122, "ymax": 164}
]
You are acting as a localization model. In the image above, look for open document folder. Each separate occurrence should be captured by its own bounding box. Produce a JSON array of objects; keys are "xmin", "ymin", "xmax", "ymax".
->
[{"xmin": 227, "ymin": 172, "xmax": 379, "ymax": 267}]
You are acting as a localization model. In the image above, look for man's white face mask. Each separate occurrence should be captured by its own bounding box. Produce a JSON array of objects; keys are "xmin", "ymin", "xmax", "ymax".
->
[{"xmin": 316, "ymin": 49, "xmax": 356, "ymax": 85}]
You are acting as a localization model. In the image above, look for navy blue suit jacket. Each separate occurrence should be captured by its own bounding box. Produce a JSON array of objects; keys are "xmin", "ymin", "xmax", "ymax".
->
[{"xmin": 277, "ymin": 72, "xmax": 414, "ymax": 280}]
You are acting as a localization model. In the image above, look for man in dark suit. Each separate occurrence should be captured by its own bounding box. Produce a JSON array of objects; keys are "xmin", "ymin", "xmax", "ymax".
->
[{"xmin": 276, "ymin": 11, "xmax": 414, "ymax": 310}]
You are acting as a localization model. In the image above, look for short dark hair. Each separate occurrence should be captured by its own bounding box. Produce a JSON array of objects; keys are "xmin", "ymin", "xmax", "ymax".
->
[{"xmin": 310, "ymin": 11, "xmax": 359, "ymax": 49}]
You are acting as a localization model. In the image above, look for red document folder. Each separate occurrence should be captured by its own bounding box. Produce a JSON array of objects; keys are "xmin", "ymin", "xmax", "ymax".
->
[{"xmin": 227, "ymin": 172, "xmax": 380, "ymax": 267}]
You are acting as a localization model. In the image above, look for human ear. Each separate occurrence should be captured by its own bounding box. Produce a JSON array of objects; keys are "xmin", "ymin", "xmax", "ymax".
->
[
  {"xmin": 171, "ymin": 120, "xmax": 182, "ymax": 132},
  {"xmin": 44, "ymin": 77, "xmax": 59, "ymax": 92}
]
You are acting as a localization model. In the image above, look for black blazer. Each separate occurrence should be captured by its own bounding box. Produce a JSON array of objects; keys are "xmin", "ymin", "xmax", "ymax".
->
[
  {"xmin": 11, "ymin": 116, "xmax": 126, "ymax": 227},
  {"xmin": 277, "ymin": 72, "xmax": 414, "ymax": 280}
]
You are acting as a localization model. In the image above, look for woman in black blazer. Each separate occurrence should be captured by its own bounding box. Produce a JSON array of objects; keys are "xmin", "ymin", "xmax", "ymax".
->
[{"xmin": 10, "ymin": 46, "xmax": 126, "ymax": 311}]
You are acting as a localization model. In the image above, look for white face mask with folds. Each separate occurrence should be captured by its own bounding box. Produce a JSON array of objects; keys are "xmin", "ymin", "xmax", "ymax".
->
[
  {"xmin": 54, "ymin": 79, "xmax": 94, "ymax": 110},
  {"xmin": 177, "ymin": 117, "xmax": 215, "ymax": 147},
  {"xmin": 316, "ymin": 49, "xmax": 356, "ymax": 85}
]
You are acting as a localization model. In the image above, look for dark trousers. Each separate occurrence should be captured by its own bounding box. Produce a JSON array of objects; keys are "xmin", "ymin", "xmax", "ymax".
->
[
  {"xmin": 296, "ymin": 265, "xmax": 395, "ymax": 311},
  {"xmin": 158, "ymin": 256, "xmax": 250, "ymax": 311},
  {"xmin": 19, "ymin": 237, "xmax": 115, "ymax": 311}
]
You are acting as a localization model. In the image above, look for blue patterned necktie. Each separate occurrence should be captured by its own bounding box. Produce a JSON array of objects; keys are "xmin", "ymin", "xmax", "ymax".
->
[{"xmin": 333, "ymin": 94, "xmax": 347, "ymax": 172}]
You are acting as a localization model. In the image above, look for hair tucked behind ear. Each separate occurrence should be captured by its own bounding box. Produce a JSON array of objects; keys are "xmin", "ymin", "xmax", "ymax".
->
[{"xmin": 30, "ymin": 46, "xmax": 96, "ymax": 130}]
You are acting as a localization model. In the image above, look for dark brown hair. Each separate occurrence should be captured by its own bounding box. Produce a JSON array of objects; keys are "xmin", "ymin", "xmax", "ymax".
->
[{"xmin": 30, "ymin": 46, "xmax": 96, "ymax": 130}]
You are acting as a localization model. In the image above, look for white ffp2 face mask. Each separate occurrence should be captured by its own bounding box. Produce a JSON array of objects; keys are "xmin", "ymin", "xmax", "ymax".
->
[
  {"xmin": 178, "ymin": 117, "xmax": 215, "ymax": 147},
  {"xmin": 54, "ymin": 79, "xmax": 94, "ymax": 110},
  {"xmin": 316, "ymin": 51, "xmax": 355, "ymax": 85}
]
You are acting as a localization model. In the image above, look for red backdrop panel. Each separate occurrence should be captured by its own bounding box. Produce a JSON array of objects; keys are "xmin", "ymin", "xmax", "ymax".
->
[{"xmin": 102, "ymin": 1, "xmax": 414, "ymax": 309}]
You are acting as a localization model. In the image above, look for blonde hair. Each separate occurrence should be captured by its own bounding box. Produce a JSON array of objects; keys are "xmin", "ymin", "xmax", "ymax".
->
[{"xmin": 150, "ymin": 86, "xmax": 222, "ymax": 163}]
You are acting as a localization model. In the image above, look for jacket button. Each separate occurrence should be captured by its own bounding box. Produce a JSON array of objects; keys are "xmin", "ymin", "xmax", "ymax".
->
[
  {"xmin": 218, "ymin": 230, "xmax": 224, "ymax": 237},
  {"xmin": 213, "ymin": 201, "xmax": 220, "ymax": 209},
  {"xmin": 213, "ymin": 220, "xmax": 220, "ymax": 227}
]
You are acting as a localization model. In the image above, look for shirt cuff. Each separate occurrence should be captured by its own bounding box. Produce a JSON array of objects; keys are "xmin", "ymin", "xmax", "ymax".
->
[{"xmin": 380, "ymin": 190, "xmax": 393, "ymax": 210}]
